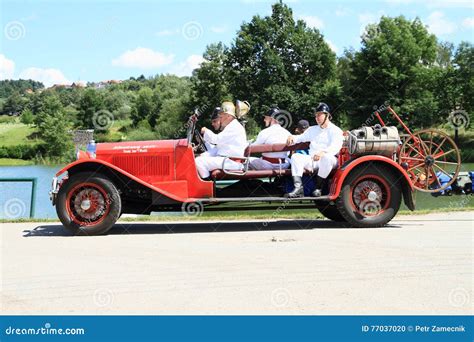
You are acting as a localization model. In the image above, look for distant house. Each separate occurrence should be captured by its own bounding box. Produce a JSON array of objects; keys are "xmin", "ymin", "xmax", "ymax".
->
[
  {"xmin": 94, "ymin": 80, "xmax": 122, "ymax": 89},
  {"xmin": 71, "ymin": 82, "xmax": 86, "ymax": 88}
]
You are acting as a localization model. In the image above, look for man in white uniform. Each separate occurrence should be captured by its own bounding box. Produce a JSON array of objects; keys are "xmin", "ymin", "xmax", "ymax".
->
[
  {"xmin": 286, "ymin": 103, "xmax": 343, "ymax": 197},
  {"xmin": 195, "ymin": 102, "xmax": 247, "ymax": 179},
  {"xmin": 249, "ymin": 107, "xmax": 292, "ymax": 170},
  {"xmin": 203, "ymin": 107, "xmax": 222, "ymax": 153}
]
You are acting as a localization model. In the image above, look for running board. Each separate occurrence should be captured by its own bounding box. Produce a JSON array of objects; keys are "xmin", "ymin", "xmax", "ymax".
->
[{"xmin": 196, "ymin": 196, "xmax": 332, "ymax": 203}]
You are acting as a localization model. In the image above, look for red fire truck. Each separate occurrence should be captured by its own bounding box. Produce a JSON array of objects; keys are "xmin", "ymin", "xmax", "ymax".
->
[{"xmin": 49, "ymin": 107, "xmax": 460, "ymax": 235}]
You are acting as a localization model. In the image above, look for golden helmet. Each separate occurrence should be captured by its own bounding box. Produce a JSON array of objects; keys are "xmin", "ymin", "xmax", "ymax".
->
[
  {"xmin": 236, "ymin": 100, "xmax": 251, "ymax": 118},
  {"xmin": 220, "ymin": 101, "xmax": 236, "ymax": 117}
]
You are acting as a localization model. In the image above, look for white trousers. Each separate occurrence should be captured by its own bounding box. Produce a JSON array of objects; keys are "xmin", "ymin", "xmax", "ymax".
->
[
  {"xmin": 249, "ymin": 157, "xmax": 290, "ymax": 170},
  {"xmin": 290, "ymin": 153, "xmax": 337, "ymax": 178},
  {"xmin": 195, "ymin": 155, "xmax": 243, "ymax": 178}
]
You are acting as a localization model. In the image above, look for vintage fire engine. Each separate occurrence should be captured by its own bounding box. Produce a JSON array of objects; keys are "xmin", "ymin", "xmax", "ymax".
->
[{"xmin": 49, "ymin": 107, "xmax": 461, "ymax": 235}]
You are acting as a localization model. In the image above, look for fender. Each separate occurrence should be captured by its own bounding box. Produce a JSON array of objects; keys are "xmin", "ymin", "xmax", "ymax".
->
[
  {"xmin": 328, "ymin": 155, "xmax": 415, "ymax": 210},
  {"xmin": 55, "ymin": 159, "xmax": 204, "ymax": 203}
]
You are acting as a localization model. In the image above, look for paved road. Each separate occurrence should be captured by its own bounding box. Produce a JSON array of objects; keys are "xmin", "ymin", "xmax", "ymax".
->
[{"xmin": 1, "ymin": 212, "xmax": 472, "ymax": 315}]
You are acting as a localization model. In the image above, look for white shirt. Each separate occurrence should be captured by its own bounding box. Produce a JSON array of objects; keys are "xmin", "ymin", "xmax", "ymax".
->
[
  {"xmin": 203, "ymin": 118, "xmax": 247, "ymax": 157},
  {"xmin": 294, "ymin": 122, "xmax": 343, "ymax": 157},
  {"xmin": 252, "ymin": 124, "xmax": 292, "ymax": 159}
]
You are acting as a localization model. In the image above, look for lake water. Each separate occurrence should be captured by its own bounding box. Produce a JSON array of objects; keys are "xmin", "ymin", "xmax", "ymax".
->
[
  {"xmin": 1, "ymin": 164, "xmax": 473, "ymax": 219},
  {"xmin": 0, "ymin": 165, "xmax": 61, "ymax": 219}
]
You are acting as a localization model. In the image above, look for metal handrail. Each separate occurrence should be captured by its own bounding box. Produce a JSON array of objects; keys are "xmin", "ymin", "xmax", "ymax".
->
[{"xmin": 0, "ymin": 177, "xmax": 37, "ymax": 218}]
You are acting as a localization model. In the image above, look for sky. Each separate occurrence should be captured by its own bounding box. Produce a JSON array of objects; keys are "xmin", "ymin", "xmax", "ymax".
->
[{"xmin": 0, "ymin": 0, "xmax": 473, "ymax": 87}]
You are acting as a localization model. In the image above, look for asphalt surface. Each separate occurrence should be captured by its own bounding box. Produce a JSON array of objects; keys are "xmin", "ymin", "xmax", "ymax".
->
[{"xmin": 1, "ymin": 211, "xmax": 473, "ymax": 315}]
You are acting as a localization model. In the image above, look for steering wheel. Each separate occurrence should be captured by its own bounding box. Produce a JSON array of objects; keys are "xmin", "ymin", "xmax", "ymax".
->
[{"xmin": 193, "ymin": 128, "xmax": 207, "ymax": 153}]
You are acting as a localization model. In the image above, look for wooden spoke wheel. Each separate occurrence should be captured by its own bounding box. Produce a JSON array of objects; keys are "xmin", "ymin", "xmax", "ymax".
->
[{"xmin": 399, "ymin": 129, "xmax": 461, "ymax": 192}]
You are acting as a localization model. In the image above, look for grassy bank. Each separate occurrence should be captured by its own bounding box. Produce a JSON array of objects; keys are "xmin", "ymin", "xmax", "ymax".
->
[
  {"xmin": 0, "ymin": 158, "xmax": 35, "ymax": 166},
  {"xmin": 1, "ymin": 206, "xmax": 473, "ymax": 224}
]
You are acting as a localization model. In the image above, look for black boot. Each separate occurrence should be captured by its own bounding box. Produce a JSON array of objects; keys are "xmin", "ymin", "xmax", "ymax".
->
[
  {"xmin": 312, "ymin": 176, "xmax": 326, "ymax": 197},
  {"xmin": 287, "ymin": 176, "xmax": 304, "ymax": 198}
]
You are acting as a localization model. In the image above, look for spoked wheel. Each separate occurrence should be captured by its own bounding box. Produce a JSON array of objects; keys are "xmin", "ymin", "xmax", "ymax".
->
[
  {"xmin": 336, "ymin": 165, "xmax": 402, "ymax": 228},
  {"xmin": 56, "ymin": 173, "xmax": 121, "ymax": 235},
  {"xmin": 400, "ymin": 129, "xmax": 461, "ymax": 192}
]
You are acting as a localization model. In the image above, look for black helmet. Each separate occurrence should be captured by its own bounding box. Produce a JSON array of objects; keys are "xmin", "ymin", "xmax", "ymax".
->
[
  {"xmin": 264, "ymin": 106, "xmax": 280, "ymax": 118},
  {"xmin": 297, "ymin": 119, "xmax": 310, "ymax": 130},
  {"xmin": 211, "ymin": 107, "xmax": 221, "ymax": 120},
  {"xmin": 314, "ymin": 102, "xmax": 330, "ymax": 114}
]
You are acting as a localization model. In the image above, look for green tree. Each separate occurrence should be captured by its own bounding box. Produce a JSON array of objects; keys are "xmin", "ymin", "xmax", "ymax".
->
[
  {"xmin": 77, "ymin": 88, "xmax": 105, "ymax": 129},
  {"xmin": 224, "ymin": 2, "xmax": 338, "ymax": 127},
  {"xmin": 35, "ymin": 95, "xmax": 74, "ymax": 160},
  {"xmin": 453, "ymin": 41, "xmax": 474, "ymax": 115},
  {"xmin": 191, "ymin": 42, "xmax": 230, "ymax": 118},
  {"xmin": 2, "ymin": 91, "xmax": 27, "ymax": 115},
  {"xmin": 131, "ymin": 87, "xmax": 154, "ymax": 127},
  {"xmin": 346, "ymin": 16, "xmax": 438, "ymax": 128},
  {"xmin": 20, "ymin": 108, "xmax": 34, "ymax": 125}
]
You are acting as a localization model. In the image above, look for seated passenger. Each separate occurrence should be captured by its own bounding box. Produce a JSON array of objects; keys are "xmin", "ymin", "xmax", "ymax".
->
[
  {"xmin": 286, "ymin": 103, "xmax": 343, "ymax": 198},
  {"xmin": 249, "ymin": 107, "xmax": 292, "ymax": 170},
  {"xmin": 195, "ymin": 102, "xmax": 247, "ymax": 179},
  {"xmin": 293, "ymin": 120, "xmax": 310, "ymax": 155}
]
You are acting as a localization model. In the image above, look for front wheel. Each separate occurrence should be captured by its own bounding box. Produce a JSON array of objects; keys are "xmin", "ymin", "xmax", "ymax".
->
[
  {"xmin": 336, "ymin": 165, "xmax": 402, "ymax": 228},
  {"xmin": 56, "ymin": 173, "xmax": 121, "ymax": 235}
]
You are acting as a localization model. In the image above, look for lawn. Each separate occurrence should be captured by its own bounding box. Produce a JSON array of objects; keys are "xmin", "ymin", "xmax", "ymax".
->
[{"xmin": 0, "ymin": 122, "xmax": 37, "ymax": 146}]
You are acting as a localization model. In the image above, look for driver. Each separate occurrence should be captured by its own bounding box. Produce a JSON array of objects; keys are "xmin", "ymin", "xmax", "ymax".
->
[
  {"xmin": 195, "ymin": 101, "xmax": 247, "ymax": 179},
  {"xmin": 203, "ymin": 107, "xmax": 222, "ymax": 153},
  {"xmin": 249, "ymin": 107, "xmax": 292, "ymax": 170},
  {"xmin": 286, "ymin": 103, "xmax": 343, "ymax": 198}
]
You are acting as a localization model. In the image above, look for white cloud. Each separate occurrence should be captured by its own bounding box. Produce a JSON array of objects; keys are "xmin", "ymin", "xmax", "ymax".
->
[
  {"xmin": 462, "ymin": 17, "xmax": 474, "ymax": 28},
  {"xmin": 112, "ymin": 47, "xmax": 174, "ymax": 69},
  {"xmin": 169, "ymin": 55, "xmax": 205, "ymax": 77},
  {"xmin": 155, "ymin": 29, "xmax": 179, "ymax": 37},
  {"xmin": 18, "ymin": 67, "xmax": 70, "ymax": 87},
  {"xmin": 210, "ymin": 26, "xmax": 227, "ymax": 33},
  {"xmin": 299, "ymin": 15, "xmax": 324, "ymax": 29},
  {"xmin": 0, "ymin": 54, "xmax": 15, "ymax": 80},
  {"xmin": 326, "ymin": 39, "xmax": 338, "ymax": 54},
  {"xmin": 426, "ymin": 11, "xmax": 457, "ymax": 35}
]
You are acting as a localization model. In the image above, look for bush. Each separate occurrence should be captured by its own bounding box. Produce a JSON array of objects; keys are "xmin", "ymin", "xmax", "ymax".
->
[
  {"xmin": 0, "ymin": 144, "xmax": 43, "ymax": 160},
  {"xmin": 20, "ymin": 109, "xmax": 34, "ymax": 125}
]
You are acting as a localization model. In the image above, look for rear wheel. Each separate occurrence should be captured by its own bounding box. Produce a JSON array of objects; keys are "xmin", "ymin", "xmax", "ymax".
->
[
  {"xmin": 315, "ymin": 202, "xmax": 346, "ymax": 222},
  {"xmin": 336, "ymin": 165, "xmax": 401, "ymax": 228},
  {"xmin": 56, "ymin": 173, "xmax": 121, "ymax": 235}
]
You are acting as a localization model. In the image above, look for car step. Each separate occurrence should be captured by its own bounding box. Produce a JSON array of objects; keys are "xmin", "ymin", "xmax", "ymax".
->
[{"xmin": 196, "ymin": 196, "xmax": 332, "ymax": 203}]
